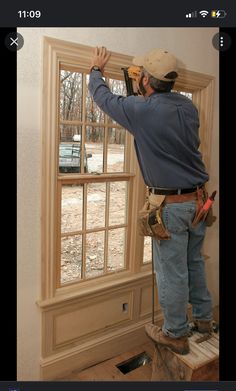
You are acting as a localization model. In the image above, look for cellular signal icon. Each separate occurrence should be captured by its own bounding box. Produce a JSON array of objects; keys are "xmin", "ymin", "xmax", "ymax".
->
[
  {"xmin": 186, "ymin": 11, "xmax": 197, "ymax": 18},
  {"xmin": 199, "ymin": 10, "xmax": 209, "ymax": 18}
]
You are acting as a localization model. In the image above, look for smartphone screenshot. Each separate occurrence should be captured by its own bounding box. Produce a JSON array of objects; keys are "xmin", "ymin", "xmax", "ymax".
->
[{"xmin": 1, "ymin": 2, "xmax": 235, "ymax": 390}]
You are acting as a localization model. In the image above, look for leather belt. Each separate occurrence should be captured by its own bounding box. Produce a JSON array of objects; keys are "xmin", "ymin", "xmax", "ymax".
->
[
  {"xmin": 164, "ymin": 192, "xmax": 197, "ymax": 204},
  {"xmin": 149, "ymin": 185, "xmax": 203, "ymax": 195}
]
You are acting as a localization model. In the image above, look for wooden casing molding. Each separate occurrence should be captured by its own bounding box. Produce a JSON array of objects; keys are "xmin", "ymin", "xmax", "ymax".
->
[{"xmin": 39, "ymin": 36, "xmax": 215, "ymax": 379}]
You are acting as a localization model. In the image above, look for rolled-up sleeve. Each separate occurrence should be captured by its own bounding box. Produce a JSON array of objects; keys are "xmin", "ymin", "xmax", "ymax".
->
[{"xmin": 88, "ymin": 71, "xmax": 137, "ymax": 135}]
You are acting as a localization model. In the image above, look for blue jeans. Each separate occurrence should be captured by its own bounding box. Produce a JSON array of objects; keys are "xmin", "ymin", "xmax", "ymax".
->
[{"xmin": 153, "ymin": 200, "xmax": 213, "ymax": 338}]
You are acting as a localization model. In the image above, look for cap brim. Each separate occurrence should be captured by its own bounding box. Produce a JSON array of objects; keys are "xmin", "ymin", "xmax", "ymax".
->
[{"xmin": 132, "ymin": 54, "xmax": 145, "ymax": 66}]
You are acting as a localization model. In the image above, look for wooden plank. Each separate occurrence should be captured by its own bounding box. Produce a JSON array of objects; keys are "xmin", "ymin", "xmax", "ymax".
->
[
  {"xmin": 69, "ymin": 342, "xmax": 154, "ymax": 381},
  {"xmin": 151, "ymin": 332, "xmax": 219, "ymax": 381}
]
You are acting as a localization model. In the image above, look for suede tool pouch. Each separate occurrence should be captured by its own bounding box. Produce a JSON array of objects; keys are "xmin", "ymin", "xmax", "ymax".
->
[
  {"xmin": 205, "ymin": 206, "xmax": 217, "ymax": 227},
  {"xmin": 148, "ymin": 206, "xmax": 171, "ymax": 240},
  {"xmin": 137, "ymin": 200, "xmax": 154, "ymax": 237},
  {"xmin": 137, "ymin": 201, "xmax": 171, "ymax": 240}
]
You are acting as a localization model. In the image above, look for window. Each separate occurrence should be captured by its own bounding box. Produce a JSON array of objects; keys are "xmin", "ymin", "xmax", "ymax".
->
[
  {"xmin": 58, "ymin": 66, "xmax": 133, "ymax": 286},
  {"xmin": 41, "ymin": 37, "xmax": 214, "ymax": 300}
]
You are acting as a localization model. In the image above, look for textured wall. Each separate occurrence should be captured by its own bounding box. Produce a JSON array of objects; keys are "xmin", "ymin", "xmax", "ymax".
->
[{"xmin": 17, "ymin": 27, "xmax": 219, "ymax": 380}]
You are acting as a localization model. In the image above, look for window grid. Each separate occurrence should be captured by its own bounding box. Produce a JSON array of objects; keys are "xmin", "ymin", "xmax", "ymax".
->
[{"xmin": 59, "ymin": 66, "xmax": 130, "ymax": 285}]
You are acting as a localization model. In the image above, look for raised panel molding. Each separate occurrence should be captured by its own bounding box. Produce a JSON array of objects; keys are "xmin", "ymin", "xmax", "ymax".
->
[
  {"xmin": 40, "ymin": 273, "xmax": 154, "ymax": 357},
  {"xmin": 40, "ymin": 274, "xmax": 164, "ymax": 379},
  {"xmin": 47, "ymin": 291, "xmax": 133, "ymax": 354},
  {"xmin": 140, "ymin": 284, "xmax": 159, "ymax": 318},
  {"xmin": 40, "ymin": 314, "xmax": 163, "ymax": 380}
]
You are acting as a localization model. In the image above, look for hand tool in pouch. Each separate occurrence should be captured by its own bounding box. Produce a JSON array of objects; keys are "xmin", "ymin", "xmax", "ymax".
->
[{"xmin": 192, "ymin": 190, "xmax": 217, "ymax": 227}]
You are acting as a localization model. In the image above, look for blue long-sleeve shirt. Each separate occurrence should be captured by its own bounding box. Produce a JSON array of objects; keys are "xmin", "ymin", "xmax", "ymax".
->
[{"xmin": 88, "ymin": 70, "xmax": 209, "ymax": 188}]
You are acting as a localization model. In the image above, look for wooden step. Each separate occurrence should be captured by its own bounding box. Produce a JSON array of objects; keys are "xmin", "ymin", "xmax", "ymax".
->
[{"xmin": 151, "ymin": 332, "xmax": 219, "ymax": 381}]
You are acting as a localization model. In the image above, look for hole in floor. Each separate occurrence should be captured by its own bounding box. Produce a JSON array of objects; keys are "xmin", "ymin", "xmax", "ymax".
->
[{"xmin": 116, "ymin": 351, "xmax": 152, "ymax": 374}]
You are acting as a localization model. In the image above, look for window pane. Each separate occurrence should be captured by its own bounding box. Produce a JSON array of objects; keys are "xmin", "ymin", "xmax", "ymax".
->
[
  {"xmin": 60, "ymin": 70, "xmax": 82, "ymax": 121},
  {"xmin": 172, "ymin": 90, "xmax": 193, "ymax": 101},
  {"xmin": 85, "ymin": 231, "xmax": 105, "ymax": 278},
  {"xmin": 107, "ymin": 228, "xmax": 126, "ymax": 271},
  {"xmin": 60, "ymin": 124, "xmax": 82, "ymax": 143},
  {"xmin": 85, "ymin": 126, "xmax": 104, "ymax": 173},
  {"xmin": 109, "ymin": 78, "xmax": 126, "ymax": 95},
  {"xmin": 107, "ymin": 128, "xmax": 125, "ymax": 172},
  {"xmin": 109, "ymin": 181, "xmax": 127, "ymax": 226},
  {"xmin": 143, "ymin": 236, "xmax": 152, "ymax": 264},
  {"xmin": 59, "ymin": 125, "xmax": 83, "ymax": 174},
  {"xmin": 61, "ymin": 184, "xmax": 83, "ymax": 233},
  {"xmin": 179, "ymin": 91, "xmax": 192, "ymax": 100},
  {"xmin": 86, "ymin": 74, "xmax": 105, "ymax": 123},
  {"xmin": 61, "ymin": 235, "xmax": 82, "ymax": 283},
  {"xmin": 87, "ymin": 183, "xmax": 106, "ymax": 229}
]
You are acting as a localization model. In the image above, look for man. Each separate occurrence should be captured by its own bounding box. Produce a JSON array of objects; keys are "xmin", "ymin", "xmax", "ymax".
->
[{"xmin": 88, "ymin": 47, "xmax": 213, "ymax": 355}]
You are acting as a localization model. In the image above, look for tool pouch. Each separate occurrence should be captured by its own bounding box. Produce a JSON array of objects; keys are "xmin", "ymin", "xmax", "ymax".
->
[
  {"xmin": 205, "ymin": 205, "xmax": 217, "ymax": 227},
  {"xmin": 192, "ymin": 187, "xmax": 217, "ymax": 227},
  {"xmin": 137, "ymin": 192, "xmax": 171, "ymax": 240},
  {"xmin": 137, "ymin": 200, "xmax": 154, "ymax": 237},
  {"xmin": 148, "ymin": 206, "xmax": 171, "ymax": 240}
]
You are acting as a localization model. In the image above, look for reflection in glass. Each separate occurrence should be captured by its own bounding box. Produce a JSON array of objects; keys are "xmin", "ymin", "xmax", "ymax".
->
[
  {"xmin": 61, "ymin": 185, "xmax": 83, "ymax": 233},
  {"xmin": 109, "ymin": 182, "xmax": 127, "ymax": 226},
  {"xmin": 85, "ymin": 126, "xmax": 104, "ymax": 173},
  {"xmin": 61, "ymin": 235, "xmax": 82, "ymax": 283},
  {"xmin": 87, "ymin": 183, "xmax": 106, "ymax": 229},
  {"xmin": 107, "ymin": 128, "xmax": 125, "ymax": 172},
  {"xmin": 107, "ymin": 228, "xmax": 126, "ymax": 271},
  {"xmin": 143, "ymin": 236, "xmax": 152, "ymax": 264},
  {"xmin": 86, "ymin": 231, "xmax": 105, "ymax": 278},
  {"xmin": 60, "ymin": 70, "xmax": 82, "ymax": 121}
]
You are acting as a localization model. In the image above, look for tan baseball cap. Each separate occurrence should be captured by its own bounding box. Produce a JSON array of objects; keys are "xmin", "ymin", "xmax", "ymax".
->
[{"xmin": 132, "ymin": 48, "xmax": 178, "ymax": 81}]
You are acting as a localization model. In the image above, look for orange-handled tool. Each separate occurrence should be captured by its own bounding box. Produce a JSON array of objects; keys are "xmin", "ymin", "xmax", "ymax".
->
[
  {"xmin": 202, "ymin": 190, "xmax": 217, "ymax": 212},
  {"xmin": 192, "ymin": 190, "xmax": 217, "ymax": 227}
]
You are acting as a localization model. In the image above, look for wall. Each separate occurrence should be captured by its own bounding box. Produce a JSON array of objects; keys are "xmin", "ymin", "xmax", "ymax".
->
[{"xmin": 17, "ymin": 27, "xmax": 219, "ymax": 380}]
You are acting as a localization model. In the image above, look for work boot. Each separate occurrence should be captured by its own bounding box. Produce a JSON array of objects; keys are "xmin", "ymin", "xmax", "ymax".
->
[
  {"xmin": 193, "ymin": 319, "xmax": 214, "ymax": 333},
  {"xmin": 145, "ymin": 323, "xmax": 190, "ymax": 355}
]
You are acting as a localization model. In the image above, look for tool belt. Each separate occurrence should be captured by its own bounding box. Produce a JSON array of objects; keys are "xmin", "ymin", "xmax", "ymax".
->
[
  {"xmin": 137, "ymin": 186, "xmax": 216, "ymax": 240},
  {"xmin": 165, "ymin": 191, "xmax": 197, "ymax": 204}
]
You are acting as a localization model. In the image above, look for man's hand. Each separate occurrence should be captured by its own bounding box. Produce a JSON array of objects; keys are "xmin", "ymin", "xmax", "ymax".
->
[{"xmin": 90, "ymin": 47, "xmax": 111, "ymax": 74}]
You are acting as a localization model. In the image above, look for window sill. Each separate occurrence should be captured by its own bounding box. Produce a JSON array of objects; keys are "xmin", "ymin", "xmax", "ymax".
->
[{"xmin": 37, "ymin": 269, "xmax": 152, "ymax": 310}]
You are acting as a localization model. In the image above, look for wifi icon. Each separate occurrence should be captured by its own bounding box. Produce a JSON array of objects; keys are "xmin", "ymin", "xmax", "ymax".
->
[{"xmin": 199, "ymin": 10, "xmax": 209, "ymax": 18}]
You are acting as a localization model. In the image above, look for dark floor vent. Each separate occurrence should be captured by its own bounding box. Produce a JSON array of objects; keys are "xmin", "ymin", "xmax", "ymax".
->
[{"xmin": 116, "ymin": 351, "xmax": 152, "ymax": 374}]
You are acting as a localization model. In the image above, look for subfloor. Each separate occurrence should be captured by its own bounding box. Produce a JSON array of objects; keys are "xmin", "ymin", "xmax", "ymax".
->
[{"xmin": 63, "ymin": 341, "xmax": 155, "ymax": 381}]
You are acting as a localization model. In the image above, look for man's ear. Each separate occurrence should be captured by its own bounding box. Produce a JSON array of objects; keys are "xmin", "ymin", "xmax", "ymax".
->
[{"xmin": 142, "ymin": 75, "xmax": 150, "ymax": 86}]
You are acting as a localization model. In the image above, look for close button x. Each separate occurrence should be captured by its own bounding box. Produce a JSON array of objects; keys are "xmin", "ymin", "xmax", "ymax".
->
[
  {"xmin": 5, "ymin": 32, "xmax": 24, "ymax": 51},
  {"xmin": 10, "ymin": 37, "xmax": 18, "ymax": 47}
]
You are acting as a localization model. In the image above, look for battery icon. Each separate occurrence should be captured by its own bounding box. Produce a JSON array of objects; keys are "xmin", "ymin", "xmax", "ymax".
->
[{"xmin": 211, "ymin": 10, "xmax": 227, "ymax": 18}]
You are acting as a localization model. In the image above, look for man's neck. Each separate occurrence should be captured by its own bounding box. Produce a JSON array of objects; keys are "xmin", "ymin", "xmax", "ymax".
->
[{"xmin": 144, "ymin": 85, "xmax": 155, "ymax": 97}]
